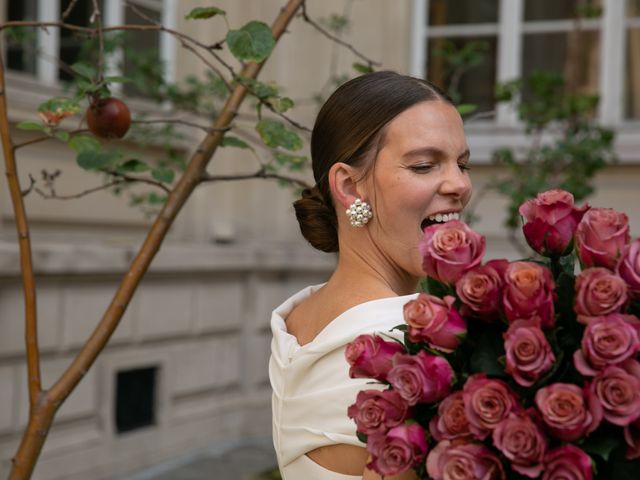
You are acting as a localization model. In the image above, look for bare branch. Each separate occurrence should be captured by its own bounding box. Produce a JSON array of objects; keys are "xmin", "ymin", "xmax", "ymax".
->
[
  {"xmin": 21, "ymin": 174, "xmax": 37, "ymax": 197},
  {"xmin": 91, "ymin": 0, "xmax": 105, "ymax": 83},
  {"xmin": 201, "ymin": 169, "xmax": 311, "ymax": 190},
  {"xmin": 103, "ymin": 169, "xmax": 172, "ymax": 193},
  {"xmin": 33, "ymin": 179, "xmax": 125, "ymax": 200},
  {"xmin": 61, "ymin": 0, "xmax": 81, "ymax": 21},
  {"xmin": 132, "ymin": 119, "xmax": 231, "ymax": 134},
  {"xmin": 13, "ymin": 129, "xmax": 90, "ymax": 151}
]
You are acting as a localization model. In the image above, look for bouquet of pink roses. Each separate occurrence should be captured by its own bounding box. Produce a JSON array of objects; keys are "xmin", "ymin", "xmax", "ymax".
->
[{"xmin": 346, "ymin": 189, "xmax": 640, "ymax": 479}]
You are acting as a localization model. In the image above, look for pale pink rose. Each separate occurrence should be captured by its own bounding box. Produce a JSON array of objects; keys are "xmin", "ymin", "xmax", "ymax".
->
[
  {"xmin": 429, "ymin": 391, "xmax": 473, "ymax": 441},
  {"xmin": 456, "ymin": 259, "xmax": 509, "ymax": 321},
  {"xmin": 367, "ymin": 423, "xmax": 428, "ymax": 477},
  {"xmin": 574, "ymin": 268, "xmax": 628, "ymax": 325},
  {"xmin": 492, "ymin": 411, "xmax": 547, "ymax": 478},
  {"xmin": 347, "ymin": 389, "xmax": 408, "ymax": 436},
  {"xmin": 624, "ymin": 416, "xmax": 640, "ymax": 460},
  {"xmin": 535, "ymin": 383, "xmax": 602, "ymax": 441},
  {"xmin": 426, "ymin": 439, "xmax": 505, "ymax": 480},
  {"xmin": 618, "ymin": 238, "xmax": 640, "ymax": 299},
  {"xmin": 462, "ymin": 374, "xmax": 520, "ymax": 440},
  {"xmin": 574, "ymin": 314, "xmax": 640, "ymax": 376},
  {"xmin": 590, "ymin": 360, "xmax": 640, "ymax": 426},
  {"xmin": 504, "ymin": 320, "xmax": 556, "ymax": 387},
  {"xmin": 420, "ymin": 220, "xmax": 486, "ymax": 284},
  {"xmin": 575, "ymin": 207, "xmax": 630, "ymax": 270},
  {"xmin": 503, "ymin": 262, "xmax": 556, "ymax": 328},
  {"xmin": 542, "ymin": 445, "xmax": 593, "ymax": 480},
  {"xmin": 387, "ymin": 351, "xmax": 453, "ymax": 406},
  {"xmin": 345, "ymin": 334, "xmax": 404, "ymax": 381},
  {"xmin": 519, "ymin": 189, "xmax": 589, "ymax": 257},
  {"xmin": 403, "ymin": 294, "xmax": 466, "ymax": 353}
]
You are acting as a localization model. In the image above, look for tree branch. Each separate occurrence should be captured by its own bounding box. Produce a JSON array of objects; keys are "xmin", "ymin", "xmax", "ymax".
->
[
  {"xmin": 201, "ymin": 169, "xmax": 311, "ymax": 189},
  {"xmin": 13, "ymin": 129, "xmax": 89, "ymax": 151},
  {"xmin": 132, "ymin": 119, "xmax": 230, "ymax": 134}
]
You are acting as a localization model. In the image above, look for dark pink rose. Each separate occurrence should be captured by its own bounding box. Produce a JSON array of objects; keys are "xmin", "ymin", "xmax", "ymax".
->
[
  {"xmin": 456, "ymin": 259, "xmax": 509, "ymax": 321},
  {"xmin": 404, "ymin": 294, "xmax": 466, "ymax": 353},
  {"xmin": 590, "ymin": 360, "xmax": 640, "ymax": 426},
  {"xmin": 492, "ymin": 411, "xmax": 547, "ymax": 478},
  {"xmin": 574, "ymin": 314, "xmax": 640, "ymax": 376},
  {"xmin": 347, "ymin": 389, "xmax": 408, "ymax": 436},
  {"xmin": 574, "ymin": 268, "xmax": 628, "ymax": 325},
  {"xmin": 429, "ymin": 391, "xmax": 473, "ymax": 441},
  {"xmin": 462, "ymin": 374, "xmax": 520, "ymax": 440},
  {"xmin": 504, "ymin": 320, "xmax": 556, "ymax": 387},
  {"xmin": 543, "ymin": 445, "xmax": 593, "ymax": 480},
  {"xmin": 503, "ymin": 261, "xmax": 556, "ymax": 328},
  {"xmin": 575, "ymin": 207, "xmax": 630, "ymax": 270},
  {"xmin": 367, "ymin": 423, "xmax": 427, "ymax": 477},
  {"xmin": 624, "ymin": 416, "xmax": 640, "ymax": 460},
  {"xmin": 618, "ymin": 238, "xmax": 640, "ymax": 299},
  {"xmin": 426, "ymin": 439, "xmax": 505, "ymax": 480},
  {"xmin": 387, "ymin": 351, "xmax": 454, "ymax": 406},
  {"xmin": 345, "ymin": 334, "xmax": 404, "ymax": 381},
  {"xmin": 420, "ymin": 220, "xmax": 486, "ymax": 284},
  {"xmin": 519, "ymin": 189, "xmax": 589, "ymax": 257},
  {"xmin": 535, "ymin": 383, "xmax": 602, "ymax": 441}
]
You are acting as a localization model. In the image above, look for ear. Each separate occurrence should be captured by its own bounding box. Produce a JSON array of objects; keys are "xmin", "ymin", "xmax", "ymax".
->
[{"xmin": 328, "ymin": 162, "xmax": 362, "ymax": 209}]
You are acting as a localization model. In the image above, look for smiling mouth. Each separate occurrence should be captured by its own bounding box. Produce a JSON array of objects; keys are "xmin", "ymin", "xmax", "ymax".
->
[{"xmin": 421, "ymin": 212, "xmax": 461, "ymax": 230}]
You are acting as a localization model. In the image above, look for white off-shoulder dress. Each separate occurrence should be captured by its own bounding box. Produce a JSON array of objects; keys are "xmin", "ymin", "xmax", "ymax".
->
[{"xmin": 269, "ymin": 284, "xmax": 417, "ymax": 480}]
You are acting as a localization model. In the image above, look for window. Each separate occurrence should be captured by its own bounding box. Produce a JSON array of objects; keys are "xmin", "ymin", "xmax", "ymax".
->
[
  {"xmin": 626, "ymin": 0, "xmax": 640, "ymax": 118},
  {"xmin": 115, "ymin": 366, "xmax": 157, "ymax": 433}
]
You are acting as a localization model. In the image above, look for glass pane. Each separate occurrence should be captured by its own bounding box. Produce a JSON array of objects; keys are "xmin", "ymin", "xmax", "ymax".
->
[
  {"xmin": 59, "ymin": 0, "xmax": 104, "ymax": 82},
  {"xmin": 6, "ymin": 0, "xmax": 38, "ymax": 74},
  {"xmin": 429, "ymin": 0, "xmax": 498, "ymax": 25},
  {"xmin": 625, "ymin": 28, "xmax": 640, "ymax": 118},
  {"xmin": 524, "ymin": 0, "xmax": 602, "ymax": 21},
  {"xmin": 123, "ymin": 5, "xmax": 162, "ymax": 98},
  {"xmin": 427, "ymin": 36, "xmax": 497, "ymax": 115},
  {"xmin": 629, "ymin": 0, "xmax": 640, "ymax": 17}
]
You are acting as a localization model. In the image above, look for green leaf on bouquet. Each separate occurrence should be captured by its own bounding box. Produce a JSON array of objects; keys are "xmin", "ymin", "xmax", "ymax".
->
[
  {"xmin": 559, "ymin": 252, "xmax": 576, "ymax": 276},
  {"xmin": 423, "ymin": 276, "xmax": 451, "ymax": 298},
  {"xmin": 581, "ymin": 430, "xmax": 622, "ymax": 462},
  {"xmin": 469, "ymin": 326, "xmax": 507, "ymax": 378},
  {"xmin": 628, "ymin": 300, "xmax": 640, "ymax": 317},
  {"xmin": 356, "ymin": 432, "xmax": 368, "ymax": 444}
]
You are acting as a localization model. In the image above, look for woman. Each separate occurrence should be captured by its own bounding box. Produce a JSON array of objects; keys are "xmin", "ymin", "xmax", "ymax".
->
[{"xmin": 269, "ymin": 71, "xmax": 472, "ymax": 479}]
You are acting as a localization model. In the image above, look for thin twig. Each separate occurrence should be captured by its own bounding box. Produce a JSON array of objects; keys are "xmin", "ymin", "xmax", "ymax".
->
[
  {"xmin": 90, "ymin": 0, "xmax": 104, "ymax": 83},
  {"xmin": 61, "ymin": 0, "xmax": 81, "ymax": 21},
  {"xmin": 13, "ymin": 129, "xmax": 90, "ymax": 151},
  {"xmin": 132, "ymin": 119, "xmax": 230, "ymax": 134},
  {"xmin": 21, "ymin": 174, "xmax": 37, "ymax": 197},
  {"xmin": 201, "ymin": 169, "xmax": 311, "ymax": 189},
  {"xmin": 103, "ymin": 169, "xmax": 172, "ymax": 193},
  {"xmin": 34, "ymin": 179, "xmax": 125, "ymax": 200}
]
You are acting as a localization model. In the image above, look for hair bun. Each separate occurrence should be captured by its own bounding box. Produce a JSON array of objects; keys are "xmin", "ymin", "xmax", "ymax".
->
[{"xmin": 293, "ymin": 186, "xmax": 339, "ymax": 253}]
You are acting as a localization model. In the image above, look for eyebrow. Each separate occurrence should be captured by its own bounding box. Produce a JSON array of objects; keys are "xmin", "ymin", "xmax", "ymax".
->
[{"xmin": 402, "ymin": 146, "xmax": 471, "ymax": 161}]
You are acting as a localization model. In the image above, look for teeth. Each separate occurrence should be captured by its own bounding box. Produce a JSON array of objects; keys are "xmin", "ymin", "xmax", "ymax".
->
[{"xmin": 427, "ymin": 212, "xmax": 460, "ymax": 223}]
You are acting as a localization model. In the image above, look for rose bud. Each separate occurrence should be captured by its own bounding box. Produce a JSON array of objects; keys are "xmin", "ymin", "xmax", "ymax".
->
[
  {"xmin": 347, "ymin": 389, "xmax": 408, "ymax": 436},
  {"xmin": 462, "ymin": 374, "xmax": 520, "ymax": 440},
  {"xmin": 429, "ymin": 391, "xmax": 473, "ymax": 441},
  {"xmin": 519, "ymin": 189, "xmax": 589, "ymax": 257},
  {"xmin": 426, "ymin": 439, "xmax": 505, "ymax": 480},
  {"xmin": 590, "ymin": 360, "xmax": 640, "ymax": 427},
  {"xmin": 345, "ymin": 334, "xmax": 404, "ymax": 381},
  {"xmin": 618, "ymin": 238, "xmax": 640, "ymax": 300},
  {"xmin": 543, "ymin": 445, "xmax": 594, "ymax": 480},
  {"xmin": 404, "ymin": 294, "xmax": 467, "ymax": 352},
  {"xmin": 420, "ymin": 220, "xmax": 486, "ymax": 284},
  {"xmin": 504, "ymin": 320, "xmax": 556, "ymax": 387},
  {"xmin": 503, "ymin": 261, "xmax": 556, "ymax": 328},
  {"xmin": 367, "ymin": 424, "xmax": 428, "ymax": 477},
  {"xmin": 493, "ymin": 411, "xmax": 547, "ymax": 478},
  {"xmin": 387, "ymin": 351, "xmax": 454, "ymax": 406},
  {"xmin": 624, "ymin": 416, "xmax": 640, "ymax": 460},
  {"xmin": 456, "ymin": 259, "xmax": 509, "ymax": 321},
  {"xmin": 574, "ymin": 267, "xmax": 628, "ymax": 325},
  {"xmin": 574, "ymin": 314, "xmax": 640, "ymax": 376},
  {"xmin": 535, "ymin": 383, "xmax": 602, "ymax": 441},
  {"xmin": 575, "ymin": 207, "xmax": 630, "ymax": 270}
]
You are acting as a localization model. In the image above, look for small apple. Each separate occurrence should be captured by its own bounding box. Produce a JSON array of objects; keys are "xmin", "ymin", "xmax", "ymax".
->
[{"xmin": 86, "ymin": 97, "xmax": 131, "ymax": 139}]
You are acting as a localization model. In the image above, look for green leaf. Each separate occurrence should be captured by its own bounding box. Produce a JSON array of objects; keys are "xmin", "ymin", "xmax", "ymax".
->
[
  {"xmin": 268, "ymin": 96, "xmax": 294, "ymax": 113},
  {"xmin": 422, "ymin": 276, "xmax": 451, "ymax": 298},
  {"xmin": 274, "ymin": 152, "xmax": 307, "ymax": 171},
  {"xmin": 69, "ymin": 134, "xmax": 101, "ymax": 153},
  {"xmin": 16, "ymin": 121, "xmax": 45, "ymax": 131},
  {"xmin": 54, "ymin": 131, "xmax": 70, "ymax": 142},
  {"xmin": 469, "ymin": 326, "xmax": 508, "ymax": 378},
  {"xmin": 117, "ymin": 159, "xmax": 149, "ymax": 173},
  {"xmin": 221, "ymin": 136, "xmax": 252, "ymax": 149},
  {"xmin": 226, "ymin": 21, "xmax": 275, "ymax": 63},
  {"xmin": 185, "ymin": 6, "xmax": 225, "ymax": 20},
  {"xmin": 151, "ymin": 167, "xmax": 175, "ymax": 184},
  {"xmin": 102, "ymin": 75, "xmax": 131, "ymax": 84},
  {"xmin": 256, "ymin": 119, "xmax": 303, "ymax": 151},
  {"xmin": 37, "ymin": 97, "xmax": 81, "ymax": 114},
  {"xmin": 147, "ymin": 192, "xmax": 167, "ymax": 205},
  {"xmin": 457, "ymin": 104, "xmax": 478, "ymax": 115},
  {"xmin": 581, "ymin": 431, "xmax": 621, "ymax": 462},
  {"xmin": 70, "ymin": 61, "xmax": 96, "ymax": 80},
  {"xmin": 352, "ymin": 62, "xmax": 373, "ymax": 74},
  {"xmin": 77, "ymin": 149, "xmax": 121, "ymax": 170}
]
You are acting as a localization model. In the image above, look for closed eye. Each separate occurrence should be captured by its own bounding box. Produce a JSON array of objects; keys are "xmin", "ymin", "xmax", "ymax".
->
[
  {"xmin": 459, "ymin": 163, "xmax": 471, "ymax": 171},
  {"xmin": 409, "ymin": 164, "xmax": 434, "ymax": 173}
]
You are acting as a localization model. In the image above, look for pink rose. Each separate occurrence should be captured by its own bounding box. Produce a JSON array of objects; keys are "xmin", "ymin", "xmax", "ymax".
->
[
  {"xmin": 429, "ymin": 391, "xmax": 473, "ymax": 441},
  {"xmin": 535, "ymin": 383, "xmax": 602, "ymax": 441},
  {"xmin": 575, "ymin": 207, "xmax": 630, "ymax": 270},
  {"xmin": 574, "ymin": 268, "xmax": 628, "ymax": 325},
  {"xmin": 492, "ymin": 411, "xmax": 547, "ymax": 478},
  {"xmin": 543, "ymin": 445, "xmax": 593, "ymax": 480},
  {"xmin": 618, "ymin": 238, "xmax": 640, "ymax": 299},
  {"xmin": 462, "ymin": 374, "xmax": 520, "ymax": 440},
  {"xmin": 519, "ymin": 189, "xmax": 589, "ymax": 257},
  {"xmin": 590, "ymin": 360, "xmax": 640, "ymax": 426},
  {"xmin": 426, "ymin": 440, "xmax": 505, "ymax": 480},
  {"xmin": 574, "ymin": 314, "xmax": 640, "ymax": 376},
  {"xmin": 504, "ymin": 320, "xmax": 556, "ymax": 387},
  {"xmin": 347, "ymin": 389, "xmax": 408, "ymax": 436},
  {"xmin": 503, "ymin": 262, "xmax": 556, "ymax": 328},
  {"xmin": 420, "ymin": 220, "xmax": 486, "ymax": 284},
  {"xmin": 367, "ymin": 424, "xmax": 427, "ymax": 477},
  {"xmin": 404, "ymin": 294, "xmax": 466, "ymax": 352},
  {"xmin": 345, "ymin": 334, "xmax": 405, "ymax": 381},
  {"xmin": 456, "ymin": 259, "xmax": 508, "ymax": 321},
  {"xmin": 387, "ymin": 351, "xmax": 453, "ymax": 405},
  {"xmin": 624, "ymin": 416, "xmax": 640, "ymax": 460}
]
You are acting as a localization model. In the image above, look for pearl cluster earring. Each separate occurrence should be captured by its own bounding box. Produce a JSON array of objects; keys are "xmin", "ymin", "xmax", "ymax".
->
[{"xmin": 346, "ymin": 198, "xmax": 373, "ymax": 227}]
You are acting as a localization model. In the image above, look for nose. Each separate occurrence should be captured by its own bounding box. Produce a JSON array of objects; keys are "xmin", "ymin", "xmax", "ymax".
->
[{"xmin": 439, "ymin": 162, "xmax": 471, "ymax": 200}]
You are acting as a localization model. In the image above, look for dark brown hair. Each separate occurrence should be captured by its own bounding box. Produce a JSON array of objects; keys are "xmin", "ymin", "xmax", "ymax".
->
[{"xmin": 294, "ymin": 71, "xmax": 452, "ymax": 252}]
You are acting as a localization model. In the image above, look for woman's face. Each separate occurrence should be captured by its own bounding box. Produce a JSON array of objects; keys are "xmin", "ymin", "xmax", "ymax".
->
[{"xmin": 362, "ymin": 100, "xmax": 472, "ymax": 279}]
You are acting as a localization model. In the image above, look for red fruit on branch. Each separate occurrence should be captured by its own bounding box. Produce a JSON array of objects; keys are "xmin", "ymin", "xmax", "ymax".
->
[{"xmin": 86, "ymin": 97, "xmax": 131, "ymax": 139}]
